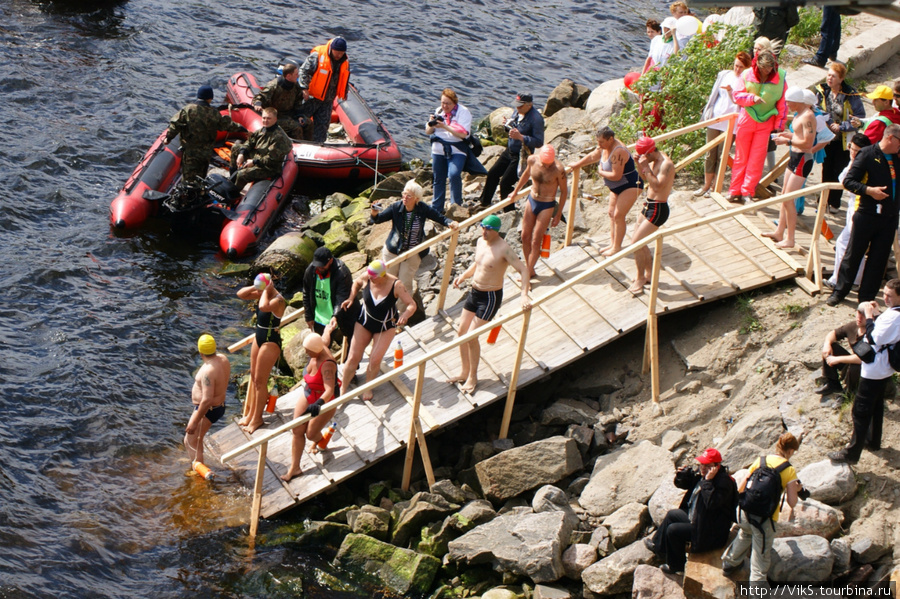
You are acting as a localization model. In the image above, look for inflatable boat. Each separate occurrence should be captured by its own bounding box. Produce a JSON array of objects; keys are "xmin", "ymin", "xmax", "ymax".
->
[
  {"xmin": 226, "ymin": 72, "xmax": 402, "ymax": 181},
  {"xmin": 109, "ymin": 104, "xmax": 299, "ymax": 258}
]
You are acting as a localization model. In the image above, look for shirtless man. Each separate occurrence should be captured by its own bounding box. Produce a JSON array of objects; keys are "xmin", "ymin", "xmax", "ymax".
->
[
  {"xmin": 766, "ymin": 87, "xmax": 817, "ymax": 249},
  {"xmin": 508, "ymin": 144, "xmax": 568, "ymax": 280},
  {"xmin": 628, "ymin": 136, "xmax": 674, "ymax": 294},
  {"xmin": 449, "ymin": 215, "xmax": 533, "ymax": 392},
  {"xmin": 185, "ymin": 334, "xmax": 230, "ymax": 468}
]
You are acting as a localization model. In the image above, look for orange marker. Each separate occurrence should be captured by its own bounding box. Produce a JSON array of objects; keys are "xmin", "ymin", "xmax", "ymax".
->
[
  {"xmin": 193, "ymin": 461, "xmax": 214, "ymax": 480},
  {"xmin": 317, "ymin": 422, "xmax": 337, "ymax": 450},
  {"xmin": 540, "ymin": 233, "xmax": 551, "ymax": 258},
  {"xmin": 393, "ymin": 339, "xmax": 403, "ymax": 368},
  {"xmin": 821, "ymin": 219, "xmax": 834, "ymax": 241},
  {"xmin": 487, "ymin": 325, "xmax": 501, "ymax": 344},
  {"xmin": 265, "ymin": 387, "xmax": 278, "ymax": 413}
]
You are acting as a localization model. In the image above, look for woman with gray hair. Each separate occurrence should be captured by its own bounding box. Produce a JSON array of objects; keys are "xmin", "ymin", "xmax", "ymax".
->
[{"xmin": 369, "ymin": 180, "xmax": 459, "ymax": 311}]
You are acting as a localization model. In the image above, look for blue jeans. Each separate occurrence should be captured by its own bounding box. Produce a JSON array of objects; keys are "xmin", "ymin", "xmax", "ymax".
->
[
  {"xmin": 815, "ymin": 6, "xmax": 840, "ymax": 64},
  {"xmin": 431, "ymin": 152, "xmax": 466, "ymax": 213}
]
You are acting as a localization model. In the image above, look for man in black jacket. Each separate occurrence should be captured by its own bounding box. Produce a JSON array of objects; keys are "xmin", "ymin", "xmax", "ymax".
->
[
  {"xmin": 303, "ymin": 247, "xmax": 357, "ymax": 349},
  {"xmin": 644, "ymin": 448, "xmax": 738, "ymax": 576},
  {"xmin": 827, "ymin": 124, "xmax": 900, "ymax": 306}
]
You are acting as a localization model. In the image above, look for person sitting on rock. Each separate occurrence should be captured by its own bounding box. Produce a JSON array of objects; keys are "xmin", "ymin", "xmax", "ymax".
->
[
  {"xmin": 644, "ymin": 448, "xmax": 737, "ymax": 576},
  {"xmin": 817, "ymin": 303, "xmax": 871, "ymax": 396}
]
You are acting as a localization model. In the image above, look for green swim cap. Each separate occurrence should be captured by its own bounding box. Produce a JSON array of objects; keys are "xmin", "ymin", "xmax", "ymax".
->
[{"xmin": 481, "ymin": 215, "xmax": 502, "ymax": 231}]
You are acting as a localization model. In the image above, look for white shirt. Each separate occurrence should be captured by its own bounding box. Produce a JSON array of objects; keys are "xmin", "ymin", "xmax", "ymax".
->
[
  {"xmin": 862, "ymin": 307, "xmax": 900, "ymax": 380},
  {"xmin": 706, "ymin": 70, "xmax": 744, "ymax": 131},
  {"xmin": 430, "ymin": 103, "xmax": 472, "ymax": 157},
  {"xmin": 648, "ymin": 36, "xmax": 674, "ymax": 69}
]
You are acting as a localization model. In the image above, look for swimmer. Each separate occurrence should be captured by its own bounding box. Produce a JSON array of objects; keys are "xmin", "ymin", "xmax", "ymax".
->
[
  {"xmin": 507, "ymin": 143, "xmax": 568, "ymax": 280},
  {"xmin": 628, "ymin": 136, "xmax": 674, "ymax": 295},
  {"xmin": 185, "ymin": 334, "xmax": 230, "ymax": 467}
]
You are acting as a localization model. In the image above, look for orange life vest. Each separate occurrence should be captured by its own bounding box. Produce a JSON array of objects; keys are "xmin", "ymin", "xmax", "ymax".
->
[{"xmin": 307, "ymin": 39, "xmax": 349, "ymax": 102}]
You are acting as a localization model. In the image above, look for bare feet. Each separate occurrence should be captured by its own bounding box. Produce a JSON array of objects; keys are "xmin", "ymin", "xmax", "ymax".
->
[
  {"xmin": 281, "ymin": 466, "xmax": 302, "ymax": 482},
  {"xmin": 237, "ymin": 416, "xmax": 249, "ymax": 426},
  {"xmin": 361, "ymin": 390, "xmax": 374, "ymax": 401},
  {"xmin": 775, "ymin": 240, "xmax": 795, "ymax": 249},
  {"xmin": 761, "ymin": 231, "xmax": 782, "ymax": 242},
  {"xmin": 516, "ymin": 273, "xmax": 537, "ymax": 285},
  {"xmin": 461, "ymin": 377, "xmax": 478, "ymax": 393},
  {"xmin": 447, "ymin": 375, "xmax": 467, "ymax": 385},
  {"xmin": 627, "ymin": 285, "xmax": 645, "ymax": 296},
  {"xmin": 241, "ymin": 419, "xmax": 263, "ymax": 434}
]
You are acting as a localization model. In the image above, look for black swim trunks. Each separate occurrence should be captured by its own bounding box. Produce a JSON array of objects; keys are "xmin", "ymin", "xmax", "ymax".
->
[
  {"xmin": 195, "ymin": 403, "xmax": 226, "ymax": 424},
  {"xmin": 464, "ymin": 287, "xmax": 503, "ymax": 321},
  {"xmin": 527, "ymin": 194, "xmax": 557, "ymax": 216},
  {"xmin": 641, "ymin": 201, "xmax": 670, "ymax": 227},
  {"xmin": 788, "ymin": 150, "xmax": 814, "ymax": 179}
]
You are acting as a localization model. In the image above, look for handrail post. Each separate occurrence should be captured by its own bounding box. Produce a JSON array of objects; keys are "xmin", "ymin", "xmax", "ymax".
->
[
  {"xmin": 436, "ymin": 228, "xmax": 460, "ymax": 313},
  {"xmin": 565, "ymin": 166, "xmax": 580, "ymax": 247},
  {"xmin": 714, "ymin": 114, "xmax": 735, "ymax": 195},
  {"xmin": 806, "ymin": 188, "xmax": 828, "ymax": 290},
  {"xmin": 642, "ymin": 238, "xmax": 663, "ymax": 404},
  {"xmin": 249, "ymin": 440, "xmax": 268, "ymax": 539},
  {"xmin": 499, "ymin": 309, "xmax": 532, "ymax": 439},
  {"xmin": 402, "ymin": 363, "xmax": 429, "ymax": 491}
]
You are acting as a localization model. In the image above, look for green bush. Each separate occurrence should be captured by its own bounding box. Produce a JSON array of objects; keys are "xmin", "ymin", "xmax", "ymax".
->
[
  {"xmin": 610, "ymin": 24, "xmax": 755, "ymax": 174},
  {"xmin": 787, "ymin": 6, "xmax": 822, "ymax": 47}
]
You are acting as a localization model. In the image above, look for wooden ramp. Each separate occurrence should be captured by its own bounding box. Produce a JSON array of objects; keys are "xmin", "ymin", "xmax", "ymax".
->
[{"xmin": 206, "ymin": 193, "xmax": 802, "ymax": 518}]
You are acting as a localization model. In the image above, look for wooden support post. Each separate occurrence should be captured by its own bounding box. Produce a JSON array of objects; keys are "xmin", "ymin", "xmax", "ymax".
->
[
  {"xmin": 565, "ymin": 166, "xmax": 580, "ymax": 247},
  {"xmin": 401, "ymin": 363, "xmax": 427, "ymax": 492},
  {"xmin": 436, "ymin": 228, "xmax": 460, "ymax": 313},
  {"xmin": 645, "ymin": 239, "xmax": 663, "ymax": 403},
  {"xmin": 413, "ymin": 419, "xmax": 435, "ymax": 488},
  {"xmin": 499, "ymin": 309, "xmax": 532, "ymax": 439},
  {"xmin": 714, "ymin": 115, "xmax": 735, "ymax": 194},
  {"xmin": 249, "ymin": 440, "xmax": 268, "ymax": 539},
  {"xmin": 806, "ymin": 188, "xmax": 827, "ymax": 287}
]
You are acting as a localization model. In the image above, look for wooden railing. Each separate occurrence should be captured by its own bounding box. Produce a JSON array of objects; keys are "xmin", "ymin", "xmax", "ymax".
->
[{"xmin": 224, "ymin": 111, "xmax": 842, "ymax": 536}]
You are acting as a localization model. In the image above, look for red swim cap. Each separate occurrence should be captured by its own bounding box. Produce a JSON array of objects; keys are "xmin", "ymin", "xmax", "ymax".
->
[
  {"xmin": 635, "ymin": 136, "xmax": 656, "ymax": 155},
  {"xmin": 539, "ymin": 144, "xmax": 556, "ymax": 164}
]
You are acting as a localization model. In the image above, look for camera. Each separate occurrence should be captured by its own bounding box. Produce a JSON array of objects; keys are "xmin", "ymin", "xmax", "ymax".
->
[
  {"xmin": 798, "ymin": 487, "xmax": 811, "ymax": 501},
  {"xmin": 504, "ymin": 117, "xmax": 520, "ymax": 132},
  {"xmin": 428, "ymin": 114, "xmax": 445, "ymax": 127}
]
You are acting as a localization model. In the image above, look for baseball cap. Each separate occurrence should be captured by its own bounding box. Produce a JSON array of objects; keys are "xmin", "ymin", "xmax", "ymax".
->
[
  {"xmin": 312, "ymin": 246, "xmax": 333, "ymax": 268},
  {"xmin": 480, "ymin": 214, "xmax": 502, "ymax": 231},
  {"xmin": 514, "ymin": 93, "xmax": 533, "ymax": 106},
  {"xmin": 696, "ymin": 448, "xmax": 723, "ymax": 464},
  {"xmin": 866, "ymin": 85, "xmax": 893, "ymax": 100}
]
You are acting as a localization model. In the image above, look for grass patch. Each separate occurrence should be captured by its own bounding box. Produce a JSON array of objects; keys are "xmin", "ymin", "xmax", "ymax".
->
[
  {"xmin": 737, "ymin": 294, "xmax": 762, "ymax": 334},
  {"xmin": 781, "ymin": 303, "xmax": 808, "ymax": 316}
]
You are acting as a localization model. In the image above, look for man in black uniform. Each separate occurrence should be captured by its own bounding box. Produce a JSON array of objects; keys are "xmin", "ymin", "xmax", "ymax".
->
[{"xmin": 303, "ymin": 246, "xmax": 358, "ymax": 349}]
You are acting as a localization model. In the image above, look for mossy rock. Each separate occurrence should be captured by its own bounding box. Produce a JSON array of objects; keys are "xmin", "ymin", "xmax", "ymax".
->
[
  {"xmin": 334, "ymin": 533, "xmax": 441, "ymax": 596},
  {"xmin": 261, "ymin": 520, "xmax": 350, "ymax": 549},
  {"xmin": 219, "ymin": 262, "xmax": 252, "ymax": 277},
  {"xmin": 253, "ymin": 232, "xmax": 318, "ymax": 289},
  {"xmin": 305, "ymin": 206, "xmax": 346, "ymax": 234},
  {"xmin": 323, "ymin": 221, "xmax": 357, "ymax": 256},
  {"xmin": 285, "ymin": 290, "xmax": 304, "ymax": 309},
  {"xmin": 342, "ymin": 198, "xmax": 371, "ymax": 219},
  {"xmin": 325, "ymin": 505, "xmax": 359, "ymax": 524},
  {"xmin": 369, "ymin": 480, "xmax": 392, "ymax": 505},
  {"xmin": 324, "ymin": 192, "xmax": 354, "ymax": 209},
  {"xmin": 345, "ymin": 210, "xmax": 371, "ymax": 235}
]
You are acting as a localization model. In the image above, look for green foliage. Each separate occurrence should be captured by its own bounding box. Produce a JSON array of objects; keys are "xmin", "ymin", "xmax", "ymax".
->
[
  {"xmin": 610, "ymin": 24, "xmax": 755, "ymax": 174},
  {"xmin": 736, "ymin": 294, "xmax": 762, "ymax": 334},
  {"xmin": 781, "ymin": 303, "xmax": 807, "ymax": 316},
  {"xmin": 787, "ymin": 7, "xmax": 822, "ymax": 47}
]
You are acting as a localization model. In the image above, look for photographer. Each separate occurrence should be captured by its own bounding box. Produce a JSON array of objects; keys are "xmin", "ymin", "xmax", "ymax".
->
[
  {"xmin": 644, "ymin": 448, "xmax": 737, "ymax": 576},
  {"xmin": 427, "ymin": 88, "xmax": 473, "ymax": 214},
  {"xmin": 478, "ymin": 92, "xmax": 545, "ymax": 209}
]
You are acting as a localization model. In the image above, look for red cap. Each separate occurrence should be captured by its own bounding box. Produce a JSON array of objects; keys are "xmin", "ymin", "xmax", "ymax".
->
[
  {"xmin": 696, "ymin": 448, "xmax": 722, "ymax": 464},
  {"xmin": 635, "ymin": 136, "xmax": 656, "ymax": 155}
]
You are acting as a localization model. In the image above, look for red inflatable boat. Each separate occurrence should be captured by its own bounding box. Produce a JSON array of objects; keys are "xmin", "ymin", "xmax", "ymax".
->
[
  {"xmin": 226, "ymin": 72, "xmax": 402, "ymax": 180},
  {"xmin": 109, "ymin": 104, "xmax": 299, "ymax": 258}
]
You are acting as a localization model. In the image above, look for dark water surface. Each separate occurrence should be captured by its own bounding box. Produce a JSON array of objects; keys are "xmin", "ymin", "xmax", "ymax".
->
[{"xmin": 0, "ymin": 0, "xmax": 656, "ymax": 595}]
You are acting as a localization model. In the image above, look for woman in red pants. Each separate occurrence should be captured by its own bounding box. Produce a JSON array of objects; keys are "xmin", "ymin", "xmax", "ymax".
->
[{"xmin": 727, "ymin": 50, "xmax": 787, "ymax": 203}]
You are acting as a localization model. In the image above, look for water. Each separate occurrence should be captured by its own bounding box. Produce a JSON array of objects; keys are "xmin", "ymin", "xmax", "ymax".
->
[{"xmin": 0, "ymin": 0, "xmax": 658, "ymax": 595}]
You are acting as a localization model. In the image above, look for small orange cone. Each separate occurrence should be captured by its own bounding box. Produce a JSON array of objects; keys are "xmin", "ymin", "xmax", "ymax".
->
[
  {"xmin": 822, "ymin": 219, "xmax": 834, "ymax": 241},
  {"xmin": 487, "ymin": 325, "xmax": 501, "ymax": 344},
  {"xmin": 540, "ymin": 233, "xmax": 551, "ymax": 258},
  {"xmin": 265, "ymin": 387, "xmax": 278, "ymax": 413}
]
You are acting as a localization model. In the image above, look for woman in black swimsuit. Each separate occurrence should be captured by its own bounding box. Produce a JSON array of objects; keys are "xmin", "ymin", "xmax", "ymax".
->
[
  {"xmin": 340, "ymin": 260, "xmax": 416, "ymax": 401},
  {"xmin": 236, "ymin": 272, "xmax": 286, "ymax": 433}
]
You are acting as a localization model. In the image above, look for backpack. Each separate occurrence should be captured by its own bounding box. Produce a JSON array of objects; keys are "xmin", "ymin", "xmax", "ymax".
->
[
  {"xmin": 466, "ymin": 133, "xmax": 483, "ymax": 157},
  {"xmin": 739, "ymin": 455, "xmax": 789, "ymax": 520},
  {"xmin": 875, "ymin": 307, "xmax": 900, "ymax": 371}
]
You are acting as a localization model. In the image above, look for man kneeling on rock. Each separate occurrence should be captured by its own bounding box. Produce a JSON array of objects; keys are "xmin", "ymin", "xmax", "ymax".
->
[{"xmin": 644, "ymin": 448, "xmax": 737, "ymax": 576}]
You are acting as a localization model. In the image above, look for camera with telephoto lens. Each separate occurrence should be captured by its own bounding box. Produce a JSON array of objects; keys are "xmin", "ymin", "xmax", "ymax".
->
[
  {"xmin": 504, "ymin": 117, "xmax": 520, "ymax": 132},
  {"xmin": 428, "ymin": 114, "xmax": 445, "ymax": 127}
]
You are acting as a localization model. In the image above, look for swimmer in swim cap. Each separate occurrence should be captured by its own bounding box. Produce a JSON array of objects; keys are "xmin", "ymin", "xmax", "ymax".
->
[
  {"xmin": 185, "ymin": 333, "xmax": 230, "ymax": 466},
  {"xmin": 628, "ymin": 135, "xmax": 674, "ymax": 296},
  {"xmin": 506, "ymin": 143, "xmax": 568, "ymax": 280}
]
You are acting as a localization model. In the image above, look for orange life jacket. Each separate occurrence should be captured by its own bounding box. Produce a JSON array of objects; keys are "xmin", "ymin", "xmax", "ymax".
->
[{"xmin": 307, "ymin": 39, "xmax": 349, "ymax": 102}]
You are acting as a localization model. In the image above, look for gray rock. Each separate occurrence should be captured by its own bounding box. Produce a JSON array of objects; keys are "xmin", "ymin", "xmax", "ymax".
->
[
  {"xmin": 544, "ymin": 78, "xmax": 588, "ymax": 118},
  {"xmin": 830, "ymin": 538, "xmax": 852, "ymax": 576},
  {"xmin": 533, "ymin": 485, "xmax": 580, "ymax": 532},
  {"xmin": 368, "ymin": 171, "xmax": 415, "ymax": 202},
  {"xmin": 476, "ymin": 436, "xmax": 583, "ymax": 503},
  {"xmin": 797, "ymin": 460, "xmax": 858, "ymax": 505},
  {"xmin": 775, "ymin": 498, "xmax": 844, "ymax": 540},
  {"xmin": 544, "ymin": 107, "xmax": 591, "ymax": 146},
  {"xmin": 334, "ymin": 533, "xmax": 440, "ymax": 595},
  {"xmin": 448, "ymin": 510, "xmax": 571, "ymax": 583},
  {"xmin": 534, "ymin": 583, "xmax": 573, "ymax": 599},
  {"xmin": 718, "ymin": 409, "xmax": 784, "ymax": 467},
  {"xmin": 452, "ymin": 499, "xmax": 497, "ymax": 532},
  {"xmin": 647, "ymin": 476, "xmax": 687, "ymax": 526},
  {"xmin": 471, "ymin": 440, "xmax": 495, "ymax": 466},
  {"xmin": 493, "ymin": 438, "xmax": 515, "ymax": 452},
  {"xmin": 851, "ymin": 536, "xmax": 891, "ymax": 564},
  {"xmin": 721, "ymin": 441, "xmax": 768, "ymax": 472},
  {"xmin": 769, "ymin": 535, "xmax": 834, "ymax": 582},
  {"xmin": 539, "ymin": 398, "xmax": 598, "ymax": 427},
  {"xmin": 562, "ymin": 543, "xmax": 598, "ymax": 580},
  {"xmin": 848, "ymin": 516, "xmax": 892, "ymax": 564},
  {"xmin": 660, "ymin": 430, "xmax": 687, "ymax": 452},
  {"xmin": 391, "ymin": 491, "xmax": 458, "ymax": 547},
  {"xmin": 578, "ymin": 441, "xmax": 675, "ymax": 517},
  {"xmin": 429, "ymin": 479, "xmax": 466, "ymax": 505},
  {"xmin": 631, "ymin": 564, "xmax": 687, "ymax": 599},
  {"xmin": 581, "ymin": 539, "xmax": 656, "ymax": 595},
  {"xmin": 565, "ymin": 424, "xmax": 594, "ymax": 457},
  {"xmin": 584, "ymin": 78, "xmax": 631, "ymax": 127},
  {"xmin": 589, "ymin": 526, "xmax": 614, "ymax": 557},
  {"xmin": 567, "ymin": 475, "xmax": 590, "ymax": 498},
  {"xmin": 602, "ymin": 502, "xmax": 648, "ymax": 549},
  {"xmin": 346, "ymin": 505, "xmax": 391, "ymax": 541}
]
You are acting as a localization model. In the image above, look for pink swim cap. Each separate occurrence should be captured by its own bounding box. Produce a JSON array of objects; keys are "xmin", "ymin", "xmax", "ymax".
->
[
  {"xmin": 635, "ymin": 136, "xmax": 657, "ymax": 155},
  {"xmin": 539, "ymin": 144, "xmax": 556, "ymax": 164}
]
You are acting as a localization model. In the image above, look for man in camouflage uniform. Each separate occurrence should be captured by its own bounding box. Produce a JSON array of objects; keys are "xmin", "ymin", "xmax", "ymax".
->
[
  {"xmin": 229, "ymin": 107, "xmax": 293, "ymax": 190},
  {"xmin": 253, "ymin": 60, "xmax": 312, "ymax": 141},
  {"xmin": 165, "ymin": 85, "xmax": 244, "ymax": 187}
]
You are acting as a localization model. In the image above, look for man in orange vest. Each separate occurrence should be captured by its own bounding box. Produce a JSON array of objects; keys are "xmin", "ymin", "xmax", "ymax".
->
[{"xmin": 298, "ymin": 37, "xmax": 350, "ymax": 143}]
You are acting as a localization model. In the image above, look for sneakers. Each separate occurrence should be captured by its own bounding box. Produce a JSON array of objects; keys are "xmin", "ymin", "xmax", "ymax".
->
[
  {"xmin": 828, "ymin": 448, "xmax": 859, "ymax": 464},
  {"xmin": 660, "ymin": 564, "xmax": 684, "ymax": 576},
  {"xmin": 693, "ymin": 187, "xmax": 710, "ymax": 197},
  {"xmin": 825, "ymin": 292, "xmax": 844, "ymax": 307},
  {"xmin": 722, "ymin": 560, "xmax": 742, "ymax": 576},
  {"xmin": 824, "ymin": 279, "xmax": 836, "ymax": 289},
  {"xmin": 728, "ymin": 195, "xmax": 743, "ymax": 204},
  {"xmin": 741, "ymin": 195, "xmax": 753, "ymax": 203},
  {"xmin": 816, "ymin": 382, "xmax": 843, "ymax": 396},
  {"xmin": 802, "ymin": 56, "xmax": 826, "ymax": 68},
  {"xmin": 828, "ymin": 205, "xmax": 840, "ymax": 214}
]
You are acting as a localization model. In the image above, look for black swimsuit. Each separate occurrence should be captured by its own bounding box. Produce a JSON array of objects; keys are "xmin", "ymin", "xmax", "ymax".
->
[
  {"xmin": 358, "ymin": 280, "xmax": 399, "ymax": 334},
  {"xmin": 256, "ymin": 307, "xmax": 282, "ymax": 348}
]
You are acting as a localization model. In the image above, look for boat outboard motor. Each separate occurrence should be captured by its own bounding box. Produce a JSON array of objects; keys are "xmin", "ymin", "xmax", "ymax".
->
[{"xmin": 207, "ymin": 174, "xmax": 240, "ymax": 207}]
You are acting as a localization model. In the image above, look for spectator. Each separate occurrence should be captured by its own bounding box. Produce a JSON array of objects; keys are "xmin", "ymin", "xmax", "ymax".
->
[
  {"xmin": 829, "ymin": 280, "xmax": 900, "ymax": 463},
  {"xmin": 851, "ymin": 85, "xmax": 900, "ymax": 145},
  {"xmin": 727, "ymin": 50, "xmax": 787, "ymax": 203},
  {"xmin": 752, "ymin": 37, "xmax": 783, "ymax": 174},
  {"xmin": 695, "ymin": 51, "xmax": 752, "ymax": 197},
  {"xmin": 640, "ymin": 20, "xmax": 667, "ymax": 76},
  {"xmin": 753, "ymin": 5, "xmax": 799, "ymax": 52},
  {"xmin": 803, "ymin": 7, "xmax": 841, "ymax": 68},
  {"xmin": 302, "ymin": 246, "xmax": 357, "ymax": 350},
  {"xmin": 427, "ymin": 88, "xmax": 473, "ymax": 214},
  {"xmin": 818, "ymin": 302, "xmax": 871, "ymax": 396},
  {"xmin": 660, "ymin": 17, "xmax": 680, "ymax": 56},
  {"xmin": 645, "ymin": 448, "xmax": 738, "ymax": 576},
  {"xmin": 826, "ymin": 134, "xmax": 872, "ymax": 290},
  {"xmin": 894, "ymin": 79, "xmax": 900, "ymax": 110},
  {"xmin": 814, "ymin": 63, "xmax": 866, "ymax": 212},
  {"xmin": 670, "ymin": 3, "xmax": 702, "ymax": 49}
]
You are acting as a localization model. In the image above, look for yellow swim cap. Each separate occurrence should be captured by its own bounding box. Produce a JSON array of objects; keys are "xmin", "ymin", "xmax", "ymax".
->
[{"xmin": 198, "ymin": 334, "xmax": 217, "ymax": 355}]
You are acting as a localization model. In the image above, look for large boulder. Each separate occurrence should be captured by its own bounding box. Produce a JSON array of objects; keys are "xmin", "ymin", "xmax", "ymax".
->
[
  {"xmin": 448, "ymin": 510, "xmax": 572, "ymax": 583},
  {"xmin": 334, "ymin": 533, "xmax": 440, "ymax": 595},
  {"xmin": 253, "ymin": 231, "xmax": 318, "ymax": 287},
  {"xmin": 346, "ymin": 505, "xmax": 391, "ymax": 541},
  {"xmin": 368, "ymin": 171, "xmax": 415, "ymax": 202},
  {"xmin": 632, "ymin": 564, "xmax": 687, "ymax": 599},
  {"xmin": 584, "ymin": 78, "xmax": 632, "ymax": 127},
  {"xmin": 539, "ymin": 398, "xmax": 599, "ymax": 427},
  {"xmin": 797, "ymin": 460, "xmax": 858, "ymax": 505},
  {"xmin": 543, "ymin": 78, "xmax": 592, "ymax": 118},
  {"xmin": 768, "ymin": 535, "xmax": 834, "ymax": 582},
  {"xmin": 486, "ymin": 106, "xmax": 514, "ymax": 143},
  {"xmin": 391, "ymin": 491, "xmax": 459, "ymax": 547},
  {"xmin": 323, "ymin": 220, "xmax": 357, "ymax": 256},
  {"xmin": 581, "ymin": 539, "xmax": 656, "ymax": 595},
  {"xmin": 578, "ymin": 441, "xmax": 675, "ymax": 517},
  {"xmin": 718, "ymin": 409, "xmax": 785, "ymax": 471},
  {"xmin": 602, "ymin": 502, "xmax": 648, "ymax": 549},
  {"xmin": 647, "ymin": 476, "xmax": 687, "ymax": 526},
  {"xmin": 847, "ymin": 515, "xmax": 893, "ymax": 564},
  {"xmin": 683, "ymin": 549, "xmax": 736, "ymax": 599},
  {"xmin": 775, "ymin": 499, "xmax": 844, "ymax": 540},
  {"xmin": 356, "ymin": 220, "xmax": 392, "ymax": 260},
  {"xmin": 304, "ymin": 205, "xmax": 345, "ymax": 235},
  {"xmin": 544, "ymin": 107, "xmax": 591, "ymax": 146},
  {"xmin": 475, "ymin": 436, "xmax": 583, "ymax": 503}
]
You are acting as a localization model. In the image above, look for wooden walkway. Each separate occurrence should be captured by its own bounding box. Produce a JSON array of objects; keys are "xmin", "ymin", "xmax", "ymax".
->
[{"xmin": 206, "ymin": 191, "xmax": 805, "ymax": 518}]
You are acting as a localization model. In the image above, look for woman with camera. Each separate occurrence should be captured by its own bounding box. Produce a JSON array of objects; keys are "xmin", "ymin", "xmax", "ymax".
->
[{"xmin": 426, "ymin": 88, "xmax": 473, "ymax": 214}]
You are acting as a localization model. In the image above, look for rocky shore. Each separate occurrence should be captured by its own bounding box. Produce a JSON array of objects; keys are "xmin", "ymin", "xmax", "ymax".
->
[{"xmin": 221, "ymin": 15, "xmax": 900, "ymax": 598}]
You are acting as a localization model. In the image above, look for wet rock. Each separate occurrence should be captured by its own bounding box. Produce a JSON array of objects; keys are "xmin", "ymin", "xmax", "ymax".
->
[
  {"xmin": 324, "ymin": 505, "xmax": 357, "ymax": 524},
  {"xmin": 632, "ymin": 564, "xmax": 687, "ymax": 599},
  {"xmin": 562, "ymin": 543, "xmax": 597, "ymax": 580},
  {"xmin": 769, "ymin": 535, "xmax": 834, "ymax": 582},
  {"xmin": 334, "ymin": 533, "xmax": 440, "ymax": 595},
  {"xmin": 797, "ymin": 460, "xmax": 858, "ymax": 505},
  {"xmin": 323, "ymin": 220, "xmax": 357, "ymax": 255},
  {"xmin": 475, "ymin": 436, "xmax": 583, "ymax": 504},
  {"xmin": 391, "ymin": 491, "xmax": 459, "ymax": 547},
  {"xmin": 532, "ymin": 485, "xmax": 579, "ymax": 532},
  {"xmin": 448, "ymin": 510, "xmax": 572, "ymax": 583},
  {"xmin": 581, "ymin": 539, "xmax": 656, "ymax": 595},
  {"xmin": 346, "ymin": 505, "xmax": 391, "ymax": 541},
  {"xmin": 265, "ymin": 520, "xmax": 351, "ymax": 549},
  {"xmin": 254, "ymin": 231, "xmax": 318, "ymax": 286},
  {"xmin": 775, "ymin": 499, "xmax": 843, "ymax": 540},
  {"xmin": 578, "ymin": 441, "xmax": 675, "ymax": 517},
  {"xmin": 305, "ymin": 205, "xmax": 345, "ymax": 234},
  {"xmin": 539, "ymin": 398, "xmax": 599, "ymax": 427},
  {"xmin": 601, "ymin": 502, "xmax": 648, "ymax": 549}
]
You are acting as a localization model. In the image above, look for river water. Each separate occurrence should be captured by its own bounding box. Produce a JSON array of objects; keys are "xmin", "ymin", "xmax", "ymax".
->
[{"xmin": 0, "ymin": 0, "xmax": 656, "ymax": 596}]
